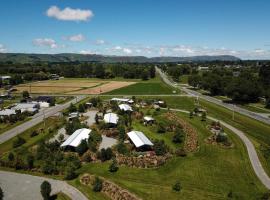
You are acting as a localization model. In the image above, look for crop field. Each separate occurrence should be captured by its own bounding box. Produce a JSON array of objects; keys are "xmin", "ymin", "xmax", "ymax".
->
[{"xmin": 14, "ymin": 79, "xmax": 136, "ymax": 95}]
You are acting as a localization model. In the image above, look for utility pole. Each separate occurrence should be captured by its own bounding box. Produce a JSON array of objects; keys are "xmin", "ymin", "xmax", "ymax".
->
[{"xmin": 232, "ymin": 104, "xmax": 235, "ymax": 121}]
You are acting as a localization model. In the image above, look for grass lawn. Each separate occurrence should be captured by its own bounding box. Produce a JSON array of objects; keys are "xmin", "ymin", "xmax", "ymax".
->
[
  {"xmin": 179, "ymin": 75, "xmax": 189, "ymax": 84},
  {"xmin": 0, "ymin": 117, "xmax": 63, "ymax": 155},
  {"xmin": 0, "ymin": 118, "xmax": 30, "ymax": 135},
  {"xmin": 107, "ymin": 75, "xmax": 179, "ymax": 95},
  {"xmin": 55, "ymin": 192, "xmax": 72, "ymax": 200},
  {"xmin": 76, "ymin": 113, "xmax": 266, "ymax": 200},
  {"xmin": 160, "ymin": 96, "xmax": 270, "ymax": 176},
  {"xmin": 239, "ymin": 103, "xmax": 270, "ymax": 114}
]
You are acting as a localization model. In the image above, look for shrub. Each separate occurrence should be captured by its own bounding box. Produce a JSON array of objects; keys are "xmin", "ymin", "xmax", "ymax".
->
[
  {"xmin": 76, "ymin": 139, "xmax": 88, "ymax": 156},
  {"xmin": 172, "ymin": 128, "xmax": 184, "ymax": 144},
  {"xmin": 109, "ymin": 159, "xmax": 119, "ymax": 173},
  {"xmin": 116, "ymin": 142, "xmax": 128, "ymax": 155},
  {"xmin": 64, "ymin": 166, "xmax": 77, "ymax": 180},
  {"xmin": 172, "ymin": 181, "xmax": 181, "ymax": 192},
  {"xmin": 8, "ymin": 152, "xmax": 14, "ymax": 161},
  {"xmin": 40, "ymin": 181, "xmax": 51, "ymax": 200},
  {"xmin": 175, "ymin": 148, "xmax": 187, "ymax": 157},
  {"xmin": 157, "ymin": 122, "xmax": 166, "ymax": 133},
  {"xmin": 93, "ymin": 177, "xmax": 103, "ymax": 192},
  {"xmin": 68, "ymin": 103, "xmax": 77, "ymax": 113},
  {"xmin": 30, "ymin": 130, "xmax": 39, "ymax": 137},
  {"xmin": 26, "ymin": 155, "xmax": 34, "ymax": 169},
  {"xmin": 201, "ymin": 112, "xmax": 207, "ymax": 121},
  {"xmin": 98, "ymin": 148, "xmax": 114, "ymax": 162},
  {"xmin": 13, "ymin": 136, "xmax": 26, "ymax": 148},
  {"xmin": 153, "ymin": 140, "xmax": 168, "ymax": 156}
]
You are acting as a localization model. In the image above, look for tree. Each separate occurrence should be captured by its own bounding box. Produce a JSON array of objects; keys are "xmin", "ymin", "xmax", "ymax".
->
[
  {"xmin": 172, "ymin": 128, "xmax": 184, "ymax": 143},
  {"xmin": 188, "ymin": 74, "xmax": 201, "ymax": 88},
  {"xmin": 109, "ymin": 158, "xmax": 119, "ymax": 172},
  {"xmin": 153, "ymin": 140, "xmax": 168, "ymax": 156},
  {"xmin": 76, "ymin": 139, "xmax": 88, "ymax": 156},
  {"xmin": 93, "ymin": 177, "xmax": 103, "ymax": 192},
  {"xmin": 189, "ymin": 111, "xmax": 193, "ymax": 118},
  {"xmin": 27, "ymin": 155, "xmax": 34, "ymax": 169},
  {"xmin": 172, "ymin": 181, "xmax": 181, "ymax": 192},
  {"xmin": 8, "ymin": 152, "xmax": 14, "ymax": 161},
  {"xmin": 40, "ymin": 181, "xmax": 51, "ymax": 200},
  {"xmin": 116, "ymin": 142, "xmax": 128, "ymax": 155},
  {"xmin": 95, "ymin": 113, "xmax": 99, "ymax": 124},
  {"xmin": 150, "ymin": 66, "xmax": 156, "ymax": 78},
  {"xmin": 22, "ymin": 90, "xmax": 30, "ymax": 99},
  {"xmin": 157, "ymin": 122, "xmax": 166, "ymax": 133},
  {"xmin": 141, "ymin": 69, "xmax": 149, "ymax": 81},
  {"xmin": 0, "ymin": 186, "xmax": 3, "ymax": 200},
  {"xmin": 78, "ymin": 104, "xmax": 85, "ymax": 113},
  {"xmin": 118, "ymin": 125, "xmax": 126, "ymax": 141},
  {"xmin": 64, "ymin": 166, "xmax": 77, "ymax": 180},
  {"xmin": 13, "ymin": 136, "xmax": 26, "ymax": 148},
  {"xmin": 201, "ymin": 112, "xmax": 207, "ymax": 121},
  {"xmin": 68, "ymin": 103, "xmax": 77, "ymax": 113}
]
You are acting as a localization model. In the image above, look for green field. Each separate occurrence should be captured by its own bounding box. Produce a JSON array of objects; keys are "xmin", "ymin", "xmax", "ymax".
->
[{"xmin": 75, "ymin": 113, "xmax": 266, "ymax": 200}]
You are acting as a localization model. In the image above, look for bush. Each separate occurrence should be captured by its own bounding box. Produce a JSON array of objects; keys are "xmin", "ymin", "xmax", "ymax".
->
[
  {"xmin": 172, "ymin": 181, "xmax": 181, "ymax": 192},
  {"xmin": 153, "ymin": 140, "xmax": 168, "ymax": 156},
  {"xmin": 109, "ymin": 159, "xmax": 119, "ymax": 172},
  {"xmin": 175, "ymin": 148, "xmax": 187, "ymax": 157},
  {"xmin": 98, "ymin": 148, "xmax": 114, "ymax": 162},
  {"xmin": 8, "ymin": 152, "xmax": 14, "ymax": 161},
  {"xmin": 116, "ymin": 142, "xmax": 128, "ymax": 155},
  {"xmin": 30, "ymin": 130, "xmax": 39, "ymax": 137},
  {"xmin": 0, "ymin": 186, "xmax": 3, "ymax": 200},
  {"xmin": 93, "ymin": 177, "xmax": 103, "ymax": 192},
  {"xmin": 201, "ymin": 112, "xmax": 207, "ymax": 121},
  {"xmin": 68, "ymin": 103, "xmax": 77, "ymax": 113},
  {"xmin": 13, "ymin": 136, "xmax": 26, "ymax": 148},
  {"xmin": 40, "ymin": 181, "xmax": 51, "ymax": 200},
  {"xmin": 64, "ymin": 166, "xmax": 77, "ymax": 180},
  {"xmin": 157, "ymin": 122, "xmax": 166, "ymax": 133},
  {"xmin": 172, "ymin": 127, "xmax": 184, "ymax": 144},
  {"xmin": 76, "ymin": 139, "xmax": 88, "ymax": 156},
  {"xmin": 27, "ymin": 155, "xmax": 34, "ymax": 169}
]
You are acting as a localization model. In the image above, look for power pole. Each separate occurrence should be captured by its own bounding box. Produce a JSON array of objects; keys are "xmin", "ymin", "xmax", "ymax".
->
[{"xmin": 232, "ymin": 104, "xmax": 235, "ymax": 121}]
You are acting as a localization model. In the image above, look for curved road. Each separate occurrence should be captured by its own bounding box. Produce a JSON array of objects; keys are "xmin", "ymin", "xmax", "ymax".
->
[
  {"xmin": 0, "ymin": 170, "xmax": 88, "ymax": 200},
  {"xmin": 168, "ymin": 107, "xmax": 270, "ymax": 189},
  {"xmin": 156, "ymin": 67, "xmax": 270, "ymax": 125}
]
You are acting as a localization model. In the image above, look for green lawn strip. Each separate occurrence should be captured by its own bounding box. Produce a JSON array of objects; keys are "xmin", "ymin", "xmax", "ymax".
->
[
  {"xmin": 0, "ymin": 117, "xmax": 63, "ymax": 155},
  {"xmin": 179, "ymin": 75, "xmax": 189, "ymax": 84},
  {"xmin": 239, "ymin": 104, "xmax": 270, "ymax": 114},
  {"xmin": 77, "ymin": 112, "xmax": 266, "ymax": 200},
  {"xmin": 0, "ymin": 118, "xmax": 31, "ymax": 135},
  {"xmin": 55, "ymin": 96, "xmax": 74, "ymax": 104},
  {"xmin": 55, "ymin": 192, "xmax": 72, "ymax": 200}
]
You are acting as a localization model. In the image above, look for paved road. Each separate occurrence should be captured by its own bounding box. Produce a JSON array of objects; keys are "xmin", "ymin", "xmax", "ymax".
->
[
  {"xmin": 168, "ymin": 107, "xmax": 270, "ymax": 189},
  {"xmin": 0, "ymin": 171, "xmax": 88, "ymax": 200},
  {"xmin": 0, "ymin": 95, "xmax": 86, "ymax": 144},
  {"xmin": 156, "ymin": 67, "xmax": 270, "ymax": 125}
]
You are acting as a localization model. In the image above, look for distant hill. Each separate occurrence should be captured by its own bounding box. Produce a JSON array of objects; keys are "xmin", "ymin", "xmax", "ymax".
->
[{"xmin": 0, "ymin": 53, "xmax": 240, "ymax": 63}]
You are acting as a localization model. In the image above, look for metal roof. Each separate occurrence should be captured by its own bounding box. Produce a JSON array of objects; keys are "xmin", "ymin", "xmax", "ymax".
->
[
  {"xmin": 104, "ymin": 113, "xmax": 119, "ymax": 124},
  {"xmin": 119, "ymin": 104, "xmax": 133, "ymax": 111},
  {"xmin": 144, "ymin": 116, "xmax": 154, "ymax": 121},
  {"xmin": 0, "ymin": 109, "xmax": 16, "ymax": 116},
  {"xmin": 60, "ymin": 128, "xmax": 91, "ymax": 148},
  {"xmin": 127, "ymin": 131, "xmax": 153, "ymax": 148}
]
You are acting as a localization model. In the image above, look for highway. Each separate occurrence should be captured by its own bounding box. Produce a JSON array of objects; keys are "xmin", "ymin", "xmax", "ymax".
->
[
  {"xmin": 156, "ymin": 67, "xmax": 270, "ymax": 125},
  {"xmin": 0, "ymin": 95, "xmax": 86, "ymax": 144}
]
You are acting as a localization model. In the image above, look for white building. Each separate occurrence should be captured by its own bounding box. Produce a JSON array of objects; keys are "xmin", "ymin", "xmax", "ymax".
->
[
  {"xmin": 0, "ymin": 109, "xmax": 16, "ymax": 116},
  {"xmin": 111, "ymin": 98, "xmax": 134, "ymax": 104},
  {"xmin": 143, "ymin": 116, "xmax": 155, "ymax": 124},
  {"xmin": 119, "ymin": 104, "xmax": 133, "ymax": 112},
  {"xmin": 60, "ymin": 128, "xmax": 91, "ymax": 148},
  {"xmin": 127, "ymin": 131, "xmax": 153, "ymax": 149},
  {"xmin": 104, "ymin": 113, "xmax": 119, "ymax": 124},
  {"xmin": 11, "ymin": 102, "xmax": 39, "ymax": 113}
]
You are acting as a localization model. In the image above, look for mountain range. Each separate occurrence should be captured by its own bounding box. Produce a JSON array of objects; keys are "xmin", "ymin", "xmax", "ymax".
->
[{"xmin": 0, "ymin": 53, "xmax": 240, "ymax": 63}]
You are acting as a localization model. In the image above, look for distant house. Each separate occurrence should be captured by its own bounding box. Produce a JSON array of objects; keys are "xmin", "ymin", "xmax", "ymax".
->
[
  {"xmin": 60, "ymin": 128, "xmax": 91, "ymax": 148},
  {"xmin": 68, "ymin": 112, "xmax": 79, "ymax": 121},
  {"xmin": 0, "ymin": 109, "xmax": 16, "ymax": 117},
  {"xmin": 0, "ymin": 76, "xmax": 11, "ymax": 85},
  {"xmin": 119, "ymin": 104, "xmax": 133, "ymax": 112},
  {"xmin": 127, "ymin": 131, "xmax": 153, "ymax": 151},
  {"xmin": 11, "ymin": 102, "xmax": 39, "ymax": 114},
  {"xmin": 36, "ymin": 96, "xmax": 54, "ymax": 103},
  {"xmin": 104, "ymin": 113, "xmax": 119, "ymax": 125},
  {"xmin": 198, "ymin": 66, "xmax": 209, "ymax": 71},
  {"xmin": 111, "ymin": 98, "xmax": 134, "ymax": 104},
  {"xmin": 143, "ymin": 116, "xmax": 155, "ymax": 125},
  {"xmin": 49, "ymin": 74, "xmax": 60, "ymax": 80}
]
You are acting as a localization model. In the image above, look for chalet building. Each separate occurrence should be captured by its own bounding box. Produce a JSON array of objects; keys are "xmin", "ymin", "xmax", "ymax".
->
[
  {"xmin": 104, "ymin": 113, "xmax": 119, "ymax": 125},
  {"xmin": 60, "ymin": 128, "xmax": 91, "ymax": 149},
  {"xmin": 119, "ymin": 104, "xmax": 133, "ymax": 112},
  {"xmin": 127, "ymin": 131, "xmax": 153, "ymax": 151}
]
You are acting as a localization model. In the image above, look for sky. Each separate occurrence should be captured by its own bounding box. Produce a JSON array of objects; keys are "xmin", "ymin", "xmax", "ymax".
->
[{"xmin": 0, "ymin": 0, "xmax": 269, "ymax": 59}]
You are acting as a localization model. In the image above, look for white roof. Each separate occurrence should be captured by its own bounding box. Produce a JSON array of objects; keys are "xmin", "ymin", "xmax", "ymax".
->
[
  {"xmin": 144, "ymin": 116, "xmax": 154, "ymax": 121},
  {"xmin": 119, "ymin": 104, "xmax": 133, "ymax": 111},
  {"xmin": 104, "ymin": 113, "xmax": 119, "ymax": 124},
  {"xmin": 0, "ymin": 76, "xmax": 11, "ymax": 79},
  {"xmin": 111, "ymin": 98, "xmax": 130, "ymax": 102},
  {"xmin": 127, "ymin": 131, "xmax": 153, "ymax": 148},
  {"xmin": 12, "ymin": 103, "xmax": 38, "ymax": 110},
  {"xmin": 61, "ymin": 128, "xmax": 91, "ymax": 148},
  {"xmin": 0, "ymin": 109, "xmax": 16, "ymax": 116}
]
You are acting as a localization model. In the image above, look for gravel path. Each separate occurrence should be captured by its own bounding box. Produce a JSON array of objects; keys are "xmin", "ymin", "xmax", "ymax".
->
[
  {"xmin": 99, "ymin": 135, "xmax": 117, "ymax": 150},
  {"xmin": 168, "ymin": 107, "xmax": 270, "ymax": 189},
  {"xmin": 0, "ymin": 171, "xmax": 88, "ymax": 200}
]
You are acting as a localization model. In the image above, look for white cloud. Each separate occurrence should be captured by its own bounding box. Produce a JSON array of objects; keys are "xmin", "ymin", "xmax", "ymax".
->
[
  {"xmin": 33, "ymin": 38, "xmax": 58, "ymax": 49},
  {"xmin": 66, "ymin": 34, "xmax": 85, "ymax": 42},
  {"xmin": 95, "ymin": 39, "xmax": 106, "ymax": 45},
  {"xmin": 114, "ymin": 46, "xmax": 122, "ymax": 50},
  {"xmin": 0, "ymin": 44, "xmax": 7, "ymax": 53},
  {"xmin": 79, "ymin": 50, "xmax": 93, "ymax": 54},
  {"xmin": 46, "ymin": 6, "xmax": 94, "ymax": 22},
  {"xmin": 123, "ymin": 48, "xmax": 132, "ymax": 54}
]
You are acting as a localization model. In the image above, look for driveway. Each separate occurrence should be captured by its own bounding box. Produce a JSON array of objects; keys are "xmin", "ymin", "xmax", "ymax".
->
[
  {"xmin": 83, "ymin": 110, "xmax": 98, "ymax": 126},
  {"xmin": 99, "ymin": 135, "xmax": 117, "ymax": 150},
  {"xmin": 0, "ymin": 171, "xmax": 88, "ymax": 200},
  {"xmin": 168, "ymin": 107, "xmax": 270, "ymax": 190}
]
